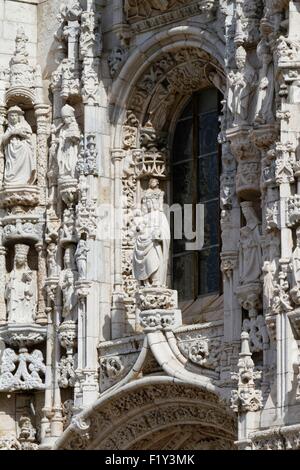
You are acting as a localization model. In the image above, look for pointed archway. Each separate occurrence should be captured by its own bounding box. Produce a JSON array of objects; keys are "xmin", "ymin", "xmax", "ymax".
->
[{"xmin": 55, "ymin": 377, "xmax": 236, "ymax": 450}]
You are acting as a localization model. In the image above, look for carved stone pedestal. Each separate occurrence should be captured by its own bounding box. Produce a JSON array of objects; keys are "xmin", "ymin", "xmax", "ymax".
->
[
  {"xmin": 0, "ymin": 186, "xmax": 39, "ymax": 208},
  {"xmin": 236, "ymin": 283, "xmax": 262, "ymax": 317},
  {"xmin": 58, "ymin": 178, "xmax": 78, "ymax": 206}
]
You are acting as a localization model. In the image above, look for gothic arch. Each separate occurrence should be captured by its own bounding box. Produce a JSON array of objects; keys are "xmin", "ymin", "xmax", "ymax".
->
[
  {"xmin": 55, "ymin": 378, "xmax": 236, "ymax": 450},
  {"xmin": 110, "ymin": 26, "xmax": 226, "ymax": 148}
]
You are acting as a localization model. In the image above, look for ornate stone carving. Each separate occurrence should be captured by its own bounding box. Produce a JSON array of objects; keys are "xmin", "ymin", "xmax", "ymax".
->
[
  {"xmin": 2, "ymin": 106, "xmax": 36, "ymax": 186},
  {"xmin": 0, "ymin": 434, "xmax": 21, "ymax": 450},
  {"xmin": 0, "ymin": 347, "xmax": 45, "ymax": 391},
  {"xmin": 108, "ymin": 47, "xmax": 128, "ymax": 79},
  {"xmin": 58, "ymin": 354, "xmax": 77, "ymax": 388},
  {"xmin": 227, "ymin": 46, "xmax": 256, "ymax": 127},
  {"xmin": 272, "ymin": 262, "xmax": 293, "ymax": 314},
  {"xmin": 231, "ymin": 332, "xmax": 263, "ymax": 413},
  {"xmin": 290, "ymin": 227, "xmax": 300, "ymax": 306},
  {"xmin": 254, "ymin": 38, "xmax": 275, "ymax": 124},
  {"xmin": 100, "ymin": 356, "xmax": 124, "ymax": 379},
  {"xmin": 60, "ymin": 246, "xmax": 78, "ymax": 320},
  {"xmin": 243, "ymin": 315, "xmax": 269, "ymax": 352},
  {"xmin": 138, "ymin": 287, "xmax": 176, "ymax": 311},
  {"xmin": 133, "ymin": 178, "xmax": 170, "ymax": 287},
  {"xmin": 5, "ymin": 244, "xmax": 37, "ymax": 324},
  {"xmin": 18, "ymin": 416, "xmax": 38, "ymax": 450},
  {"xmin": 75, "ymin": 199, "xmax": 97, "ymax": 240},
  {"xmin": 75, "ymin": 239, "xmax": 89, "ymax": 280},
  {"xmin": 275, "ymin": 142, "xmax": 295, "ymax": 184},
  {"xmin": 185, "ymin": 338, "xmax": 222, "ymax": 370},
  {"xmin": 76, "ymin": 134, "xmax": 98, "ymax": 176},
  {"xmin": 56, "ymin": 104, "xmax": 81, "ymax": 181}
]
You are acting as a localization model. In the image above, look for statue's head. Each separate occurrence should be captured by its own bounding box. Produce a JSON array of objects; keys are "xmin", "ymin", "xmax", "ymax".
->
[
  {"xmin": 235, "ymin": 46, "xmax": 247, "ymax": 70},
  {"xmin": 241, "ymin": 201, "xmax": 258, "ymax": 225},
  {"xmin": 14, "ymin": 244, "xmax": 29, "ymax": 268},
  {"xmin": 64, "ymin": 246, "xmax": 75, "ymax": 269},
  {"xmin": 148, "ymin": 177, "xmax": 159, "ymax": 190},
  {"xmin": 7, "ymin": 106, "xmax": 24, "ymax": 126},
  {"xmin": 61, "ymin": 104, "xmax": 75, "ymax": 126}
]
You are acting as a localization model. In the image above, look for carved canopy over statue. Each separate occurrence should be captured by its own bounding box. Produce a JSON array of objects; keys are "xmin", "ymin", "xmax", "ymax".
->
[
  {"xmin": 2, "ymin": 106, "xmax": 36, "ymax": 186},
  {"xmin": 56, "ymin": 104, "xmax": 81, "ymax": 180},
  {"xmin": 5, "ymin": 244, "xmax": 37, "ymax": 324},
  {"xmin": 239, "ymin": 202, "xmax": 262, "ymax": 285},
  {"xmin": 133, "ymin": 178, "xmax": 170, "ymax": 287}
]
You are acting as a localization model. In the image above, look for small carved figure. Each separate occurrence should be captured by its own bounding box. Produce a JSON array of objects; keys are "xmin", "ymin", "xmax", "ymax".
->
[
  {"xmin": 75, "ymin": 239, "xmax": 89, "ymax": 279},
  {"xmin": 5, "ymin": 244, "xmax": 37, "ymax": 323},
  {"xmin": 239, "ymin": 202, "xmax": 262, "ymax": 285},
  {"xmin": 56, "ymin": 104, "xmax": 81, "ymax": 180},
  {"xmin": 2, "ymin": 106, "xmax": 36, "ymax": 186},
  {"xmin": 60, "ymin": 247, "xmax": 77, "ymax": 319},
  {"xmin": 254, "ymin": 39, "xmax": 274, "ymax": 124}
]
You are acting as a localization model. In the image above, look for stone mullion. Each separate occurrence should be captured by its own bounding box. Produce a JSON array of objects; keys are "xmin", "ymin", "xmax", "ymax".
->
[
  {"xmin": 35, "ymin": 105, "xmax": 50, "ymax": 206},
  {"xmin": 35, "ymin": 242, "xmax": 48, "ymax": 325},
  {"xmin": 0, "ymin": 106, "xmax": 6, "ymax": 190},
  {"xmin": 0, "ymin": 246, "xmax": 7, "ymax": 324}
]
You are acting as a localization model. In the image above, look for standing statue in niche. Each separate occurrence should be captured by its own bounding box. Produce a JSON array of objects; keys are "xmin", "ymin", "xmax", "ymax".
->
[
  {"xmin": 239, "ymin": 202, "xmax": 262, "ymax": 285},
  {"xmin": 133, "ymin": 178, "xmax": 170, "ymax": 287},
  {"xmin": 56, "ymin": 104, "xmax": 81, "ymax": 180},
  {"xmin": 5, "ymin": 244, "xmax": 37, "ymax": 323},
  {"xmin": 262, "ymin": 233, "xmax": 280, "ymax": 311},
  {"xmin": 75, "ymin": 239, "xmax": 89, "ymax": 279},
  {"xmin": 227, "ymin": 46, "xmax": 256, "ymax": 126},
  {"xmin": 254, "ymin": 38, "xmax": 274, "ymax": 124},
  {"xmin": 60, "ymin": 246, "xmax": 78, "ymax": 320},
  {"xmin": 2, "ymin": 106, "xmax": 36, "ymax": 186}
]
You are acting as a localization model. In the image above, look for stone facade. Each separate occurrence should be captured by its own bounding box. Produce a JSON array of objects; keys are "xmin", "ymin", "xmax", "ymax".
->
[{"xmin": 0, "ymin": 0, "xmax": 299, "ymax": 451}]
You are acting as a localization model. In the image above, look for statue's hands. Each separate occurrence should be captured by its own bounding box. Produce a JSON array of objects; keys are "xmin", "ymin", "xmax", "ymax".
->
[{"xmin": 259, "ymin": 77, "xmax": 269, "ymax": 89}]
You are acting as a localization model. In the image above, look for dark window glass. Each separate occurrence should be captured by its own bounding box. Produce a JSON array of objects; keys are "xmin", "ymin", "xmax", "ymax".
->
[{"xmin": 172, "ymin": 89, "xmax": 221, "ymax": 302}]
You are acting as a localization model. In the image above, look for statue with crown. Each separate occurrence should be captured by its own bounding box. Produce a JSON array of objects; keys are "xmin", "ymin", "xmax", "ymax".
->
[
  {"xmin": 5, "ymin": 244, "xmax": 37, "ymax": 324},
  {"xmin": 2, "ymin": 106, "xmax": 36, "ymax": 187}
]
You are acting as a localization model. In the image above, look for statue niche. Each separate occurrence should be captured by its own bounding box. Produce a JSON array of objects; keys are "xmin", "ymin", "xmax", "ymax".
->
[
  {"xmin": 133, "ymin": 178, "xmax": 170, "ymax": 287},
  {"xmin": 5, "ymin": 244, "xmax": 37, "ymax": 324},
  {"xmin": 254, "ymin": 38, "xmax": 275, "ymax": 124},
  {"xmin": 60, "ymin": 246, "xmax": 78, "ymax": 320},
  {"xmin": 2, "ymin": 106, "xmax": 36, "ymax": 187},
  {"xmin": 227, "ymin": 46, "xmax": 256, "ymax": 127},
  {"xmin": 239, "ymin": 202, "xmax": 263, "ymax": 286}
]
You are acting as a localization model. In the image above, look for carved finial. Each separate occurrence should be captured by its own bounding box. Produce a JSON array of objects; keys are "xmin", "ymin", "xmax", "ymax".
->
[{"xmin": 231, "ymin": 332, "xmax": 263, "ymax": 413}]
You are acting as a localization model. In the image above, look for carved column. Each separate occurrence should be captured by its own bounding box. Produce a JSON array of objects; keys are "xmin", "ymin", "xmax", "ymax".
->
[
  {"xmin": 35, "ymin": 105, "xmax": 50, "ymax": 206},
  {"xmin": 0, "ymin": 245, "xmax": 7, "ymax": 324},
  {"xmin": 35, "ymin": 243, "xmax": 48, "ymax": 324},
  {"xmin": 111, "ymin": 149, "xmax": 126, "ymax": 339},
  {"xmin": 0, "ymin": 105, "xmax": 6, "ymax": 190}
]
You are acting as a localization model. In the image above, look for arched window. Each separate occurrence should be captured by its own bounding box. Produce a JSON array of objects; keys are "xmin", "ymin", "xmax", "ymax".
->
[{"xmin": 172, "ymin": 88, "xmax": 221, "ymax": 303}]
